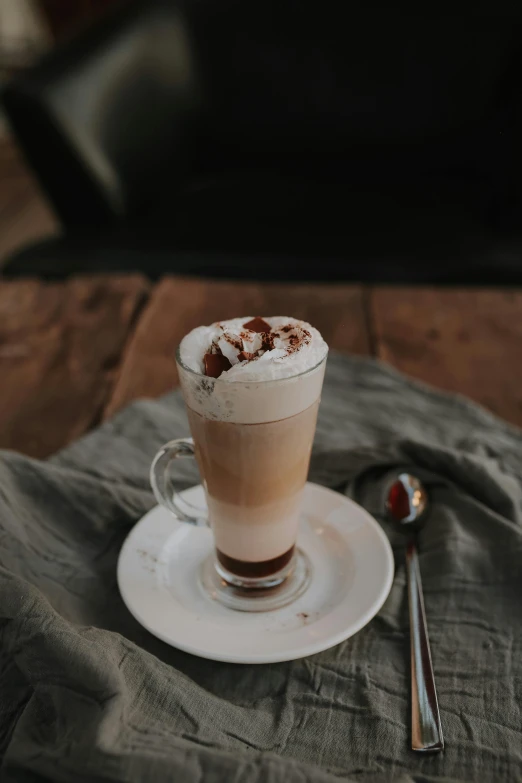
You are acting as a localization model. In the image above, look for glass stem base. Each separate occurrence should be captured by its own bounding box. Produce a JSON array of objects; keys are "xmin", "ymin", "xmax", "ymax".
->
[
  {"xmin": 199, "ymin": 549, "xmax": 312, "ymax": 612},
  {"xmin": 214, "ymin": 553, "xmax": 296, "ymax": 590}
]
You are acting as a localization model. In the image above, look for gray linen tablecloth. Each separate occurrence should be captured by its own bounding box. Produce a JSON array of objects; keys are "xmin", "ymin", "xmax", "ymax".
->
[{"xmin": 1, "ymin": 354, "xmax": 521, "ymax": 782}]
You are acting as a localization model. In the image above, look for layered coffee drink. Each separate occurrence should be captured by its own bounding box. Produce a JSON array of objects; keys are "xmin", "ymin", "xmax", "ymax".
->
[{"xmin": 178, "ymin": 316, "xmax": 328, "ymax": 586}]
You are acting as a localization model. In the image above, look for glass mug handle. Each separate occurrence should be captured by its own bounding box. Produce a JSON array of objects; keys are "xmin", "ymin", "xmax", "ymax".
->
[{"xmin": 150, "ymin": 438, "xmax": 209, "ymax": 527}]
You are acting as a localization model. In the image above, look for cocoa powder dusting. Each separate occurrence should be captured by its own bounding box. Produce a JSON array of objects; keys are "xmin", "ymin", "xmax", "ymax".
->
[
  {"xmin": 279, "ymin": 327, "xmax": 311, "ymax": 355},
  {"xmin": 222, "ymin": 332, "xmax": 242, "ymax": 351},
  {"xmin": 204, "ymin": 319, "xmax": 313, "ymax": 373},
  {"xmin": 261, "ymin": 332, "xmax": 275, "ymax": 351},
  {"xmin": 237, "ymin": 351, "xmax": 256, "ymax": 362}
]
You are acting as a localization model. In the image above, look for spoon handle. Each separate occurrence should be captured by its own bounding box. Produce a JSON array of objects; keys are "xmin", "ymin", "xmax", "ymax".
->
[{"xmin": 406, "ymin": 540, "xmax": 444, "ymax": 753}]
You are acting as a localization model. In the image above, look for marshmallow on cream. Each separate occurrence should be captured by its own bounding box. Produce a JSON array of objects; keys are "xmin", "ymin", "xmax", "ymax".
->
[{"xmin": 180, "ymin": 316, "xmax": 328, "ymax": 382}]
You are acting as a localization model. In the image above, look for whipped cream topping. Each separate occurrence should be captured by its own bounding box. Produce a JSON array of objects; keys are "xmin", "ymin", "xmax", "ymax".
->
[{"xmin": 179, "ymin": 316, "xmax": 328, "ymax": 381}]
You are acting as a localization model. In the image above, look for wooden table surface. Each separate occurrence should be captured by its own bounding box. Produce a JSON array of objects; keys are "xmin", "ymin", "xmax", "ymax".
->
[{"xmin": 1, "ymin": 275, "xmax": 521, "ymax": 458}]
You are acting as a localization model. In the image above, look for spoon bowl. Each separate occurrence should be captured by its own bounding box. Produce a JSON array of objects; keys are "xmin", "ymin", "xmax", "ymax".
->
[{"xmin": 387, "ymin": 473, "xmax": 428, "ymax": 530}]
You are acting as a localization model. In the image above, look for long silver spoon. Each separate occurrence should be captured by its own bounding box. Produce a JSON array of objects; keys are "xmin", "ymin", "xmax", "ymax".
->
[{"xmin": 387, "ymin": 473, "xmax": 444, "ymax": 753}]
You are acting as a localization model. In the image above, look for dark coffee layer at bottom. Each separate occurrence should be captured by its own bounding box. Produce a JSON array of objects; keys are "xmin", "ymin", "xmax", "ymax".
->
[{"xmin": 216, "ymin": 546, "xmax": 295, "ymax": 579}]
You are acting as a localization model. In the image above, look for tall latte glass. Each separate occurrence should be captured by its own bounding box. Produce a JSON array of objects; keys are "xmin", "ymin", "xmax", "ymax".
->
[{"xmin": 151, "ymin": 317, "xmax": 328, "ymax": 611}]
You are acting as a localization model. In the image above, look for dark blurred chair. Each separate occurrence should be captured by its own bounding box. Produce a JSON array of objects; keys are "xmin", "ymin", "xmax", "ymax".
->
[{"xmin": 3, "ymin": 0, "xmax": 522, "ymax": 282}]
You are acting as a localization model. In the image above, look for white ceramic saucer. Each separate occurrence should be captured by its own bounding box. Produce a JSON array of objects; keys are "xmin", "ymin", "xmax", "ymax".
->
[{"xmin": 117, "ymin": 483, "xmax": 394, "ymax": 664}]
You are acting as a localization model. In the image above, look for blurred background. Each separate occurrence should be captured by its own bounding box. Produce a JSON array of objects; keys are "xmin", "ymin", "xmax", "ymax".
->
[
  {"xmin": 2, "ymin": 0, "xmax": 522, "ymax": 282},
  {"xmin": 0, "ymin": 0, "xmax": 113, "ymax": 263}
]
